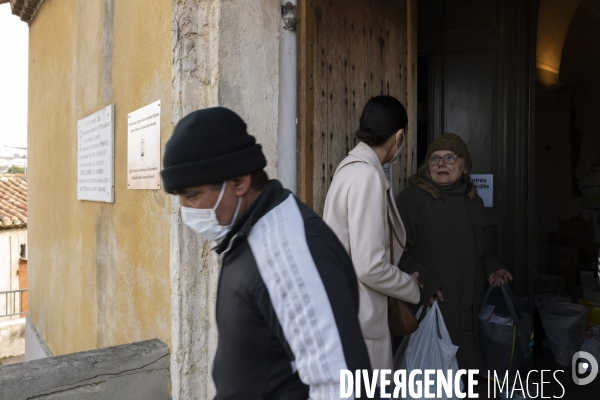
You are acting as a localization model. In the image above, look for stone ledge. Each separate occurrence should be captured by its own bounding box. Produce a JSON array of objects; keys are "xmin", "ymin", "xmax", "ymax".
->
[
  {"xmin": 0, "ymin": 339, "xmax": 170, "ymax": 400},
  {"xmin": 0, "ymin": 317, "xmax": 25, "ymax": 358}
]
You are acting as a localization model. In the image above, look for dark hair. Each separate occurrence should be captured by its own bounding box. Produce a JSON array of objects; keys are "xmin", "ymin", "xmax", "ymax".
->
[
  {"xmin": 249, "ymin": 169, "xmax": 269, "ymax": 190},
  {"xmin": 355, "ymin": 96, "xmax": 408, "ymax": 147},
  {"xmin": 210, "ymin": 169, "xmax": 269, "ymax": 191}
]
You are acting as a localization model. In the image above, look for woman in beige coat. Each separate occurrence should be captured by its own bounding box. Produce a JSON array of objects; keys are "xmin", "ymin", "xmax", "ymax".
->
[{"xmin": 323, "ymin": 96, "xmax": 420, "ymax": 371}]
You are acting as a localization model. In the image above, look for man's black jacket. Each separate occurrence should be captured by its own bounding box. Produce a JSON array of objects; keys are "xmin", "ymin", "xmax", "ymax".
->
[{"xmin": 212, "ymin": 180, "xmax": 372, "ymax": 399}]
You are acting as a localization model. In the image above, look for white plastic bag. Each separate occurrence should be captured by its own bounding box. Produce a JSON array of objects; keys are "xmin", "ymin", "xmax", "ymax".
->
[
  {"xmin": 393, "ymin": 302, "xmax": 462, "ymax": 400},
  {"xmin": 539, "ymin": 303, "xmax": 590, "ymax": 365}
]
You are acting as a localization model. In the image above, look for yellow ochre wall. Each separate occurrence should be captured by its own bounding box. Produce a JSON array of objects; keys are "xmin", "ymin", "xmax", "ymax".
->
[{"xmin": 27, "ymin": 0, "xmax": 172, "ymax": 355}]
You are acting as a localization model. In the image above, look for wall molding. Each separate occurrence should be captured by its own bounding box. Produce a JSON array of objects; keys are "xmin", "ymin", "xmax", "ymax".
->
[{"xmin": 24, "ymin": 315, "xmax": 52, "ymax": 361}]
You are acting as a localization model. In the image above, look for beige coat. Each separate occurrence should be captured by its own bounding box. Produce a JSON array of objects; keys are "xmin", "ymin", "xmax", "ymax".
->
[{"xmin": 323, "ymin": 142, "xmax": 420, "ymax": 371}]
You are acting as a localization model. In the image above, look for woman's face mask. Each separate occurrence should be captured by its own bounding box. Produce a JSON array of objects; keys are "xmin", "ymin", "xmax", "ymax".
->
[
  {"xmin": 389, "ymin": 129, "xmax": 405, "ymax": 164},
  {"xmin": 180, "ymin": 182, "xmax": 242, "ymax": 242}
]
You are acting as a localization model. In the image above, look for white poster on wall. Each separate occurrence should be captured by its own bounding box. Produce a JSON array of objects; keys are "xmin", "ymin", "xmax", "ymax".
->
[
  {"xmin": 127, "ymin": 101, "xmax": 161, "ymax": 190},
  {"xmin": 470, "ymin": 174, "xmax": 493, "ymax": 207},
  {"xmin": 77, "ymin": 105, "xmax": 115, "ymax": 203}
]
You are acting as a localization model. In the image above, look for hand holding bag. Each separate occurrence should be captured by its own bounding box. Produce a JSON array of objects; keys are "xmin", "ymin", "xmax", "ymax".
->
[
  {"xmin": 478, "ymin": 284, "xmax": 533, "ymax": 378},
  {"xmin": 393, "ymin": 303, "xmax": 462, "ymax": 400}
]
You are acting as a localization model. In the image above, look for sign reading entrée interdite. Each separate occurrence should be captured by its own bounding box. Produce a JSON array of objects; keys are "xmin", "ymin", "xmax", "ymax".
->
[
  {"xmin": 77, "ymin": 105, "xmax": 115, "ymax": 202},
  {"xmin": 470, "ymin": 174, "xmax": 493, "ymax": 207}
]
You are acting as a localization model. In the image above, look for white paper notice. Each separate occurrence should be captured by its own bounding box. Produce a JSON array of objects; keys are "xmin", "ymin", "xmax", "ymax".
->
[
  {"xmin": 470, "ymin": 174, "xmax": 493, "ymax": 207},
  {"xmin": 77, "ymin": 105, "xmax": 115, "ymax": 202},
  {"xmin": 127, "ymin": 101, "xmax": 161, "ymax": 190}
]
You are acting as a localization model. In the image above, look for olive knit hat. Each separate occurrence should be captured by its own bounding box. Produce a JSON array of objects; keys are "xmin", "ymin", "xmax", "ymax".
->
[
  {"xmin": 425, "ymin": 133, "xmax": 472, "ymax": 170},
  {"xmin": 160, "ymin": 107, "xmax": 267, "ymax": 193}
]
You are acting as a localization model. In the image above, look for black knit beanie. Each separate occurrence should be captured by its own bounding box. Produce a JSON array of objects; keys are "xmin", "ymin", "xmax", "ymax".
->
[{"xmin": 161, "ymin": 107, "xmax": 267, "ymax": 193}]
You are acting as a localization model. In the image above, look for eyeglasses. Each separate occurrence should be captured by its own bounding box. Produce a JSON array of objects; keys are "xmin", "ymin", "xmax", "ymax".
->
[{"xmin": 428, "ymin": 153, "xmax": 459, "ymax": 166}]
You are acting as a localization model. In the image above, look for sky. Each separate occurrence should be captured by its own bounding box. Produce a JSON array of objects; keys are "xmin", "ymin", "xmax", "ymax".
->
[{"xmin": 0, "ymin": 4, "xmax": 28, "ymax": 156}]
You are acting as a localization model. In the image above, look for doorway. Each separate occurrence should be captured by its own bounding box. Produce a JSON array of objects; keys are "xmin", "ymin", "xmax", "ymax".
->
[
  {"xmin": 296, "ymin": 0, "xmax": 419, "ymax": 210},
  {"xmin": 416, "ymin": 0, "xmax": 534, "ymax": 297},
  {"xmin": 297, "ymin": 0, "xmax": 536, "ymax": 296}
]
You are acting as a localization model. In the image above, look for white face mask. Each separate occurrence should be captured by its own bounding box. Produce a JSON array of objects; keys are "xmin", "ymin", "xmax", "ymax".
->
[
  {"xmin": 389, "ymin": 129, "xmax": 405, "ymax": 164},
  {"xmin": 181, "ymin": 182, "xmax": 242, "ymax": 242}
]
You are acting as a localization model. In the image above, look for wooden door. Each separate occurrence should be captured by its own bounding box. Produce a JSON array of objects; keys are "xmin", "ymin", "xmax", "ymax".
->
[
  {"xmin": 418, "ymin": 0, "xmax": 532, "ymax": 295},
  {"xmin": 297, "ymin": 0, "xmax": 419, "ymax": 214}
]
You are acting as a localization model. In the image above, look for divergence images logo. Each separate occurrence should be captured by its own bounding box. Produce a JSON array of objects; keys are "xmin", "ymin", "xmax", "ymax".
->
[{"xmin": 572, "ymin": 351, "xmax": 598, "ymax": 386}]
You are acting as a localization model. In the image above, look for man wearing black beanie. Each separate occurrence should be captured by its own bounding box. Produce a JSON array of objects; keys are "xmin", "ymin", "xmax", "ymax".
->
[{"xmin": 161, "ymin": 107, "xmax": 372, "ymax": 399}]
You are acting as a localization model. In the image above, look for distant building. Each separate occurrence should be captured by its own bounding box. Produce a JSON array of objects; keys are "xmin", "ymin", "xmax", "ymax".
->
[
  {"xmin": 0, "ymin": 174, "xmax": 28, "ymax": 360},
  {"xmin": 0, "ymin": 156, "xmax": 27, "ymax": 173},
  {"xmin": 0, "ymin": 157, "xmax": 12, "ymax": 170},
  {"xmin": 11, "ymin": 158, "xmax": 27, "ymax": 168}
]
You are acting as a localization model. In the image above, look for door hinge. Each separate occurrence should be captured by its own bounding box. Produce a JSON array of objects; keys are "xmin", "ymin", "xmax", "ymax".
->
[{"xmin": 281, "ymin": 2, "xmax": 297, "ymax": 32}]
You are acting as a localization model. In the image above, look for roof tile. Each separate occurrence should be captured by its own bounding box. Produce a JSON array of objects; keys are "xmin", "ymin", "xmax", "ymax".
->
[{"xmin": 0, "ymin": 174, "xmax": 27, "ymax": 229}]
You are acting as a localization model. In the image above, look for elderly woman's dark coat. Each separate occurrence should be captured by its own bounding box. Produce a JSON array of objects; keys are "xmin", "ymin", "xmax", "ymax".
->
[{"xmin": 396, "ymin": 174, "xmax": 504, "ymax": 370}]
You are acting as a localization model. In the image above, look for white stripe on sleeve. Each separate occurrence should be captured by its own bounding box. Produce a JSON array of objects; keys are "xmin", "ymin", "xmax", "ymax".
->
[{"xmin": 247, "ymin": 195, "xmax": 351, "ymax": 400}]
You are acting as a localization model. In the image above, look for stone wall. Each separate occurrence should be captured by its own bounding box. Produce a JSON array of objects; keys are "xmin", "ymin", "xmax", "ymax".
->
[
  {"xmin": 27, "ymin": 0, "xmax": 173, "ymax": 357},
  {"xmin": 169, "ymin": 1, "xmax": 280, "ymax": 398},
  {"xmin": 25, "ymin": 0, "xmax": 283, "ymax": 397}
]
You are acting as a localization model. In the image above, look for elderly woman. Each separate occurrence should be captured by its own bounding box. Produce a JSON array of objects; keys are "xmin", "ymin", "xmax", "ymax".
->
[
  {"xmin": 324, "ymin": 96, "xmax": 420, "ymax": 371},
  {"xmin": 395, "ymin": 133, "xmax": 512, "ymax": 371}
]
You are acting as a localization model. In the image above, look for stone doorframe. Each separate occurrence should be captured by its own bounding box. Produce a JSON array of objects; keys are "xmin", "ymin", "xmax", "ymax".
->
[{"xmin": 169, "ymin": 1, "xmax": 280, "ymax": 398}]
